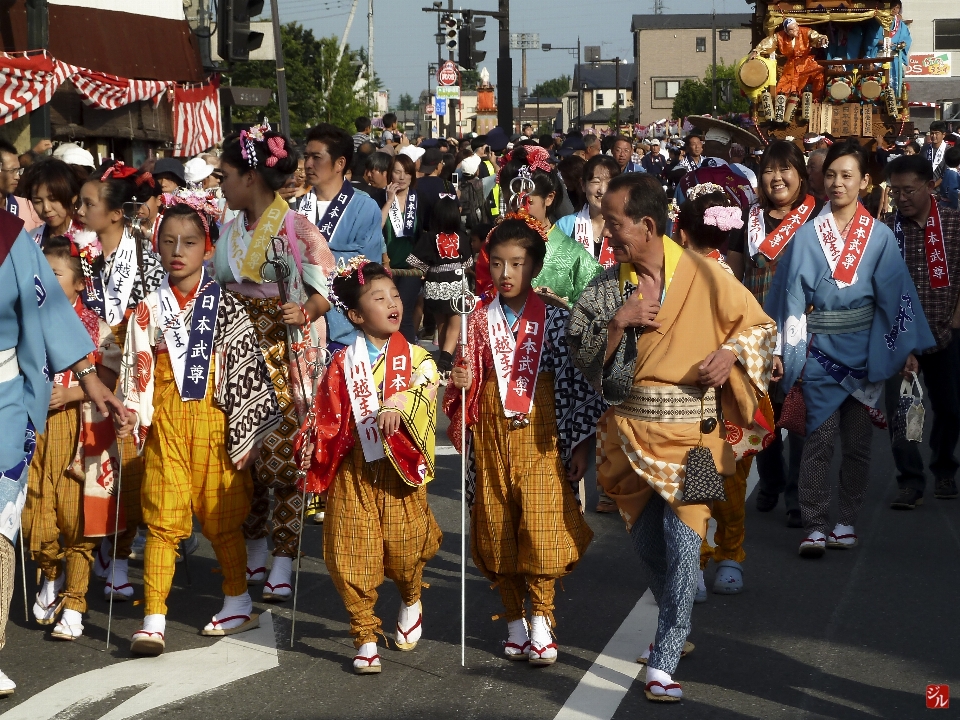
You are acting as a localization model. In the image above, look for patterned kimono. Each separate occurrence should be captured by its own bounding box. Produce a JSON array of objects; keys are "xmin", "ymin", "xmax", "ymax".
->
[
  {"xmin": 568, "ymin": 239, "xmax": 775, "ymax": 675},
  {"xmin": 213, "ymin": 194, "xmax": 334, "ymax": 557},
  {"xmin": 0, "ymin": 216, "xmax": 94, "ymax": 652},
  {"xmin": 121, "ymin": 276, "xmax": 281, "ymax": 617},
  {"xmin": 299, "ymin": 336, "xmax": 442, "ymax": 647},
  {"xmin": 443, "ymin": 301, "xmax": 605, "ymax": 626},
  {"xmin": 23, "ymin": 299, "xmax": 121, "ymax": 615}
]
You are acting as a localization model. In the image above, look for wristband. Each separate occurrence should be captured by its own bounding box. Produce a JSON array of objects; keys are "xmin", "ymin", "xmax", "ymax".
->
[{"xmin": 299, "ymin": 303, "xmax": 311, "ymax": 324}]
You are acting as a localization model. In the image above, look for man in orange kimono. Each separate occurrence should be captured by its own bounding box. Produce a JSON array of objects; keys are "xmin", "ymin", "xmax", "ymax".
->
[
  {"xmin": 751, "ymin": 18, "xmax": 828, "ymax": 98},
  {"xmin": 568, "ymin": 173, "xmax": 776, "ymax": 704}
]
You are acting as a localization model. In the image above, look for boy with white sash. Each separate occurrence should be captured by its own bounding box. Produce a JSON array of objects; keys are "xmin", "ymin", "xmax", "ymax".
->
[
  {"xmin": 446, "ymin": 214, "xmax": 605, "ymax": 666},
  {"xmin": 298, "ymin": 257, "xmax": 442, "ymax": 675},
  {"xmin": 117, "ymin": 198, "xmax": 281, "ymax": 655}
]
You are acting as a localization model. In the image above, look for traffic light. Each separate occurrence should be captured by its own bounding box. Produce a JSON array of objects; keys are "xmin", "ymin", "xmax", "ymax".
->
[
  {"xmin": 218, "ymin": 0, "xmax": 265, "ymax": 62},
  {"xmin": 459, "ymin": 13, "xmax": 486, "ymax": 70},
  {"xmin": 442, "ymin": 14, "xmax": 459, "ymax": 52}
]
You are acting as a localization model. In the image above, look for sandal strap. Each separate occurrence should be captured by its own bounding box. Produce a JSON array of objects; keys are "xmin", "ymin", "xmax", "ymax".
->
[
  {"xmin": 829, "ymin": 532, "xmax": 857, "ymax": 540},
  {"xmin": 209, "ymin": 614, "xmax": 251, "ymax": 628},
  {"xmin": 504, "ymin": 641, "xmax": 530, "ymax": 652},
  {"xmin": 133, "ymin": 630, "xmax": 164, "ymax": 639},
  {"xmin": 354, "ymin": 654, "xmax": 380, "ymax": 666},
  {"xmin": 530, "ymin": 642, "xmax": 557, "ymax": 657},
  {"xmin": 264, "ymin": 582, "xmax": 291, "ymax": 592},
  {"xmin": 397, "ymin": 613, "xmax": 422, "ymax": 642}
]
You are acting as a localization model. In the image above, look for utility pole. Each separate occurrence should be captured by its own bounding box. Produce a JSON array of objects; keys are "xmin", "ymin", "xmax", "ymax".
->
[
  {"xmin": 269, "ymin": 0, "xmax": 290, "ymax": 138},
  {"xmin": 367, "ymin": 0, "xmax": 374, "ymax": 111},
  {"xmin": 497, "ymin": 0, "xmax": 512, "ymax": 132},
  {"xmin": 521, "ymin": 47, "xmax": 527, "ymax": 97},
  {"xmin": 447, "ymin": 0, "xmax": 456, "ymax": 139},
  {"xmin": 711, "ymin": 9, "xmax": 718, "ymax": 115},
  {"xmin": 615, "ymin": 57, "xmax": 620, "ymax": 131},
  {"xmin": 26, "ymin": 0, "xmax": 50, "ymax": 145}
]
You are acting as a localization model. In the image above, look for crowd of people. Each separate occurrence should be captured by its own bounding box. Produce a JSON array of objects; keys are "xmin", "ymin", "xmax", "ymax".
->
[{"xmin": 0, "ymin": 112, "xmax": 956, "ymax": 703}]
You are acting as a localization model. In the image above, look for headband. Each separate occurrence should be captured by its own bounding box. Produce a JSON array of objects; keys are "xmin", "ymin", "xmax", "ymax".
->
[
  {"xmin": 495, "ymin": 145, "xmax": 553, "ymax": 184},
  {"xmin": 100, "ymin": 161, "xmax": 137, "ymax": 181},
  {"xmin": 239, "ymin": 121, "xmax": 271, "ymax": 169},
  {"xmin": 158, "ymin": 190, "xmax": 222, "ymax": 251},
  {"xmin": 783, "ymin": 17, "xmax": 798, "ymax": 29}
]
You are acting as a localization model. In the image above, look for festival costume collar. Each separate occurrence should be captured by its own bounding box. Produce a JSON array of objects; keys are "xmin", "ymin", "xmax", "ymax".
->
[
  {"xmin": 228, "ymin": 192, "xmax": 290, "ymax": 283},
  {"xmin": 895, "ymin": 198, "xmax": 950, "ymax": 289},
  {"xmin": 618, "ymin": 235, "xmax": 683, "ymax": 298},
  {"xmin": 487, "ymin": 293, "xmax": 547, "ymax": 427},
  {"xmin": 156, "ymin": 270, "xmax": 221, "ymax": 401},
  {"xmin": 298, "ymin": 180, "xmax": 355, "ymax": 244},
  {"xmin": 4, "ymin": 194, "xmax": 19, "ymax": 217},
  {"xmin": 813, "ymin": 202, "xmax": 875, "ymax": 288},
  {"xmin": 344, "ymin": 332, "xmax": 412, "ymax": 462},
  {"xmin": 747, "ymin": 195, "xmax": 816, "ymax": 261}
]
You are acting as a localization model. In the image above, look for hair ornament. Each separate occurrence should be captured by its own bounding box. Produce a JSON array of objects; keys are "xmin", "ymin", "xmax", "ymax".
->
[
  {"xmin": 687, "ymin": 182, "xmax": 725, "ymax": 201},
  {"xmin": 239, "ymin": 120, "xmax": 271, "ymax": 168},
  {"xmin": 136, "ymin": 171, "xmax": 156, "ymax": 188},
  {"xmin": 265, "ymin": 136, "xmax": 288, "ymax": 168},
  {"xmin": 100, "ymin": 161, "xmax": 137, "ymax": 181},
  {"xmin": 158, "ymin": 189, "xmax": 222, "ymax": 250},
  {"xmin": 703, "ymin": 205, "xmax": 745, "ymax": 231}
]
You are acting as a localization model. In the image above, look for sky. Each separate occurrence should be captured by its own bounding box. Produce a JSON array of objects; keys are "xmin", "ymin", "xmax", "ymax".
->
[{"xmin": 275, "ymin": 0, "xmax": 754, "ymax": 104}]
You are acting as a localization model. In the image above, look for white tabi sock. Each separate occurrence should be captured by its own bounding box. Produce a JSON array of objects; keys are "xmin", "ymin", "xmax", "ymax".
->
[
  {"xmin": 263, "ymin": 556, "xmax": 293, "ymax": 598},
  {"xmin": 204, "ymin": 592, "xmax": 254, "ymax": 632},
  {"xmin": 245, "ymin": 537, "xmax": 269, "ymax": 583},
  {"xmin": 38, "ymin": 574, "xmax": 63, "ymax": 607},
  {"xmin": 105, "ymin": 558, "xmax": 133, "ymax": 598},
  {"xmin": 505, "ymin": 618, "xmax": 530, "ymax": 656},
  {"xmin": 142, "ymin": 613, "xmax": 166, "ymax": 635}
]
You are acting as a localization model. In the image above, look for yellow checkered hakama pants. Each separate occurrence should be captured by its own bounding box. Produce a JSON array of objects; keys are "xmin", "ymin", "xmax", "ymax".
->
[
  {"xmin": 232, "ymin": 294, "xmax": 303, "ymax": 558},
  {"xmin": 112, "ymin": 322, "xmax": 145, "ymax": 560},
  {"xmin": 472, "ymin": 373, "xmax": 593, "ymax": 626},
  {"xmin": 700, "ymin": 457, "xmax": 752, "ymax": 569},
  {"xmin": 22, "ymin": 404, "xmax": 97, "ymax": 613},
  {"xmin": 141, "ymin": 352, "xmax": 252, "ymax": 616},
  {"xmin": 324, "ymin": 438, "xmax": 442, "ymax": 648}
]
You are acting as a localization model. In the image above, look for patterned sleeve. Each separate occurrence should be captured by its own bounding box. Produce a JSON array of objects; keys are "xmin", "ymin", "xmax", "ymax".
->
[
  {"xmin": 722, "ymin": 322, "xmax": 778, "ymax": 394},
  {"xmin": 294, "ymin": 213, "xmax": 335, "ymax": 298},
  {"xmin": 215, "ymin": 294, "xmax": 283, "ymax": 463}
]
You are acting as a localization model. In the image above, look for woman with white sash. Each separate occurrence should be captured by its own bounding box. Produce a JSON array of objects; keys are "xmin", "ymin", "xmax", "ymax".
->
[
  {"xmin": 76, "ymin": 162, "xmax": 165, "ymax": 601},
  {"xmin": 555, "ymin": 154, "xmax": 621, "ymax": 271},
  {"xmin": 381, "ymin": 154, "xmax": 422, "ymax": 342},
  {"xmin": 766, "ymin": 139, "xmax": 935, "ymax": 558},
  {"xmin": 214, "ymin": 123, "xmax": 334, "ymax": 601}
]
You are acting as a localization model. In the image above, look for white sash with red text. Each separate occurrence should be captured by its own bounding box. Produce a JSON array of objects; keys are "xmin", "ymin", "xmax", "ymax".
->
[
  {"xmin": 487, "ymin": 294, "xmax": 547, "ymax": 418},
  {"xmin": 747, "ymin": 195, "xmax": 815, "ymax": 261},
  {"xmin": 574, "ymin": 204, "xmax": 615, "ymax": 268},
  {"xmin": 814, "ymin": 202, "xmax": 875, "ymax": 288},
  {"xmin": 345, "ymin": 333, "xmax": 412, "ymax": 462}
]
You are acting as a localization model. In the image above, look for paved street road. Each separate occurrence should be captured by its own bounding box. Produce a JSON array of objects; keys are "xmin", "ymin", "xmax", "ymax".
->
[{"xmin": 2, "ymin": 414, "xmax": 959, "ymax": 719}]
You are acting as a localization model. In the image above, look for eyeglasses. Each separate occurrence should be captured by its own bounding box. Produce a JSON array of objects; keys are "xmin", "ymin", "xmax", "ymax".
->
[
  {"xmin": 1, "ymin": 167, "xmax": 23, "ymax": 177},
  {"xmin": 888, "ymin": 186, "xmax": 926, "ymax": 198}
]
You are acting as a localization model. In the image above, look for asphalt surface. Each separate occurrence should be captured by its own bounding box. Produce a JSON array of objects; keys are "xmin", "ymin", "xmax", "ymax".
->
[{"xmin": 2, "ymin": 410, "xmax": 959, "ymax": 720}]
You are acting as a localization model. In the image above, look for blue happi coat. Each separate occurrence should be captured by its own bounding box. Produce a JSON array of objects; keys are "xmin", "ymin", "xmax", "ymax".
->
[
  {"xmin": 765, "ymin": 204, "xmax": 935, "ymax": 434},
  {"xmin": 0, "ymin": 215, "xmax": 94, "ymax": 542}
]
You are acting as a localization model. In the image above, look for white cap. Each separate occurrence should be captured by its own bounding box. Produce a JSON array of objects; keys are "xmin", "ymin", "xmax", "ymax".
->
[
  {"xmin": 460, "ymin": 155, "xmax": 482, "ymax": 175},
  {"xmin": 53, "ymin": 142, "xmax": 95, "ymax": 168},
  {"xmin": 184, "ymin": 157, "xmax": 215, "ymax": 183},
  {"xmin": 399, "ymin": 146, "xmax": 425, "ymax": 163},
  {"xmin": 704, "ymin": 126, "xmax": 733, "ymax": 145}
]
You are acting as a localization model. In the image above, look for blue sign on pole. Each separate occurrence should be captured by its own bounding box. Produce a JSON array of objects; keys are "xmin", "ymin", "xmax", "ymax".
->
[{"xmin": 435, "ymin": 98, "xmax": 447, "ymax": 116}]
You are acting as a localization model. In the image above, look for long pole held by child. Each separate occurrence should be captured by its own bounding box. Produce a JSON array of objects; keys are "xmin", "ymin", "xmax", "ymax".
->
[
  {"xmin": 104, "ymin": 446, "xmax": 123, "ymax": 651},
  {"xmin": 451, "ymin": 274, "xmax": 476, "ymax": 667}
]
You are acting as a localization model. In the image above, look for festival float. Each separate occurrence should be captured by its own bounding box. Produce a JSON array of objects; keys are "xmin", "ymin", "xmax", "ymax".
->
[{"xmin": 736, "ymin": 0, "xmax": 914, "ymax": 151}]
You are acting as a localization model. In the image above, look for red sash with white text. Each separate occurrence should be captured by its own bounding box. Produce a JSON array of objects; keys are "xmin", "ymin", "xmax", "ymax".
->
[
  {"xmin": 344, "ymin": 332, "xmax": 412, "ymax": 462},
  {"xmin": 487, "ymin": 294, "xmax": 547, "ymax": 418},
  {"xmin": 814, "ymin": 202, "xmax": 874, "ymax": 288},
  {"xmin": 748, "ymin": 195, "xmax": 815, "ymax": 261},
  {"xmin": 923, "ymin": 199, "xmax": 950, "ymax": 289}
]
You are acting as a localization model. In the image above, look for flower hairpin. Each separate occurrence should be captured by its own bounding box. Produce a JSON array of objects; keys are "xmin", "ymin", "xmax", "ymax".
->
[
  {"xmin": 667, "ymin": 199, "xmax": 680, "ymax": 222},
  {"xmin": 239, "ymin": 120, "xmax": 272, "ymax": 169},
  {"xmin": 327, "ymin": 255, "xmax": 391, "ymax": 312},
  {"xmin": 686, "ymin": 182, "xmax": 725, "ymax": 201},
  {"xmin": 703, "ymin": 205, "xmax": 744, "ymax": 231},
  {"xmin": 158, "ymin": 189, "xmax": 223, "ymax": 250}
]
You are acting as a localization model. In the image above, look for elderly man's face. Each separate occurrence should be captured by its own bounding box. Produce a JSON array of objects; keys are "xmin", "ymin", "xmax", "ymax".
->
[
  {"xmin": 601, "ymin": 187, "xmax": 658, "ymax": 267},
  {"xmin": 785, "ymin": 21, "xmax": 799, "ymax": 38},
  {"xmin": 612, "ymin": 140, "xmax": 632, "ymax": 169}
]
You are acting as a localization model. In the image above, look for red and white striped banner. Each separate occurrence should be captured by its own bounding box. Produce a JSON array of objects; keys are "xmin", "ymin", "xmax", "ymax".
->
[
  {"xmin": 172, "ymin": 80, "xmax": 222, "ymax": 157},
  {"xmin": 0, "ymin": 52, "xmax": 221, "ymax": 155},
  {"xmin": 908, "ymin": 101, "xmax": 939, "ymax": 108}
]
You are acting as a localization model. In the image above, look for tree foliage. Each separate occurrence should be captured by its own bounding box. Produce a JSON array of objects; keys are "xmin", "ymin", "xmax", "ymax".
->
[
  {"xmin": 531, "ymin": 74, "xmax": 571, "ymax": 99},
  {"xmin": 671, "ymin": 61, "xmax": 749, "ymax": 119},
  {"xmin": 396, "ymin": 93, "xmax": 416, "ymax": 111},
  {"xmin": 228, "ymin": 22, "xmax": 376, "ymax": 139}
]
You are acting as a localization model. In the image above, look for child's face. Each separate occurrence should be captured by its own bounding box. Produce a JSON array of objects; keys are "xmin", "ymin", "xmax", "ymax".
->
[
  {"xmin": 157, "ymin": 216, "xmax": 212, "ymax": 282},
  {"xmin": 347, "ymin": 276, "xmax": 402, "ymax": 337},
  {"xmin": 47, "ymin": 255, "xmax": 84, "ymax": 304},
  {"xmin": 489, "ymin": 240, "xmax": 539, "ymax": 301},
  {"xmin": 77, "ymin": 181, "xmax": 119, "ymax": 234}
]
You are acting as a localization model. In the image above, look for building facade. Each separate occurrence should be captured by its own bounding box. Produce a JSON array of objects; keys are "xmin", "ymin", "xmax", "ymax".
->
[
  {"xmin": 631, "ymin": 14, "xmax": 753, "ymax": 124},
  {"xmin": 897, "ymin": 0, "xmax": 960, "ymax": 127}
]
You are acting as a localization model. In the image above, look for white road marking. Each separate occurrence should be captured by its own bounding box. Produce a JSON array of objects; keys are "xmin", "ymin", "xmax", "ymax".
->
[
  {"xmin": 1, "ymin": 611, "xmax": 278, "ymax": 720},
  {"xmin": 553, "ymin": 591, "xmax": 658, "ymax": 720},
  {"xmin": 436, "ymin": 445, "xmax": 459, "ymax": 456},
  {"xmin": 556, "ymin": 462, "xmax": 761, "ymax": 719}
]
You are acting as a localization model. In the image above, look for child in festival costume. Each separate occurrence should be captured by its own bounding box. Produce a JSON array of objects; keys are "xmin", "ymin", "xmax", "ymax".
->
[
  {"xmin": 214, "ymin": 123, "xmax": 334, "ymax": 601},
  {"xmin": 298, "ymin": 257, "xmax": 442, "ymax": 675},
  {"xmin": 22, "ymin": 237, "xmax": 122, "ymax": 641},
  {"xmin": 445, "ymin": 215, "xmax": 605, "ymax": 666},
  {"xmin": 76, "ymin": 162, "xmax": 166, "ymax": 601},
  {"xmin": 406, "ymin": 196, "xmax": 473, "ymax": 375},
  {"xmin": 666, "ymin": 186, "xmax": 773, "ymax": 607},
  {"xmin": 116, "ymin": 196, "xmax": 281, "ymax": 656}
]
